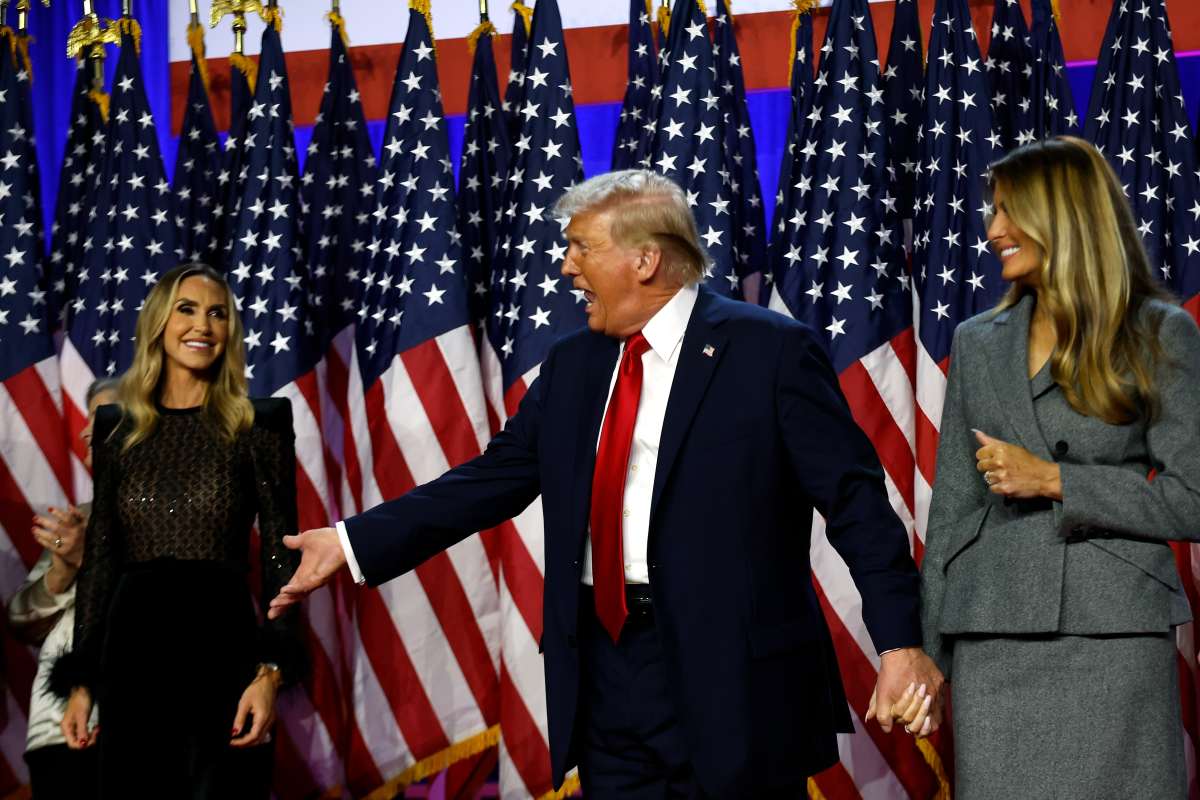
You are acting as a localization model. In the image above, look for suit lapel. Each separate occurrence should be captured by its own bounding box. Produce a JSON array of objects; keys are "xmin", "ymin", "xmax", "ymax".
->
[
  {"xmin": 984, "ymin": 294, "xmax": 1054, "ymax": 460},
  {"xmin": 567, "ymin": 335, "xmax": 620, "ymax": 553},
  {"xmin": 650, "ymin": 288, "xmax": 728, "ymax": 520}
]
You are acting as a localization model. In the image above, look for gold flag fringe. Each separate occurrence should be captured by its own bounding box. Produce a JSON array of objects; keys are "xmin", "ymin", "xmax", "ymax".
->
[
  {"xmin": 261, "ymin": 5, "xmax": 282, "ymax": 32},
  {"xmin": 230, "ymin": 51, "xmax": 258, "ymax": 93},
  {"xmin": 787, "ymin": 0, "xmax": 817, "ymax": 85},
  {"xmin": 696, "ymin": 0, "xmax": 708, "ymax": 20},
  {"xmin": 657, "ymin": 3, "xmax": 670, "ymax": 37},
  {"xmin": 186, "ymin": 21, "xmax": 210, "ymax": 92},
  {"xmin": 807, "ymin": 776, "xmax": 830, "ymax": 800},
  {"xmin": 511, "ymin": 0, "xmax": 532, "ymax": 37},
  {"xmin": 361, "ymin": 725, "xmax": 500, "ymax": 800},
  {"xmin": 538, "ymin": 773, "xmax": 582, "ymax": 799},
  {"xmin": 114, "ymin": 16, "xmax": 141, "ymax": 55},
  {"xmin": 644, "ymin": 0, "xmax": 653, "ymax": 21},
  {"xmin": 466, "ymin": 19, "xmax": 495, "ymax": 56},
  {"xmin": 325, "ymin": 10, "xmax": 349, "ymax": 48},
  {"xmin": 917, "ymin": 737, "xmax": 953, "ymax": 800},
  {"xmin": 1050, "ymin": 0, "xmax": 1062, "ymax": 26},
  {"xmin": 409, "ymin": 0, "xmax": 435, "ymax": 53},
  {"xmin": 88, "ymin": 88, "xmax": 110, "ymax": 122},
  {"xmin": 0, "ymin": 27, "xmax": 34, "ymax": 81}
]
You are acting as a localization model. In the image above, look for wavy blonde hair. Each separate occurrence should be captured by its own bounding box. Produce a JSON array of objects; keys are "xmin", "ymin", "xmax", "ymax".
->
[
  {"xmin": 990, "ymin": 136, "xmax": 1173, "ymax": 424},
  {"xmin": 117, "ymin": 263, "xmax": 254, "ymax": 451}
]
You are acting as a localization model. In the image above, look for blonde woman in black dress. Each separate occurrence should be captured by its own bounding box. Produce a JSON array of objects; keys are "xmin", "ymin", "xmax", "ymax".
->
[{"xmin": 53, "ymin": 264, "xmax": 303, "ymax": 799}]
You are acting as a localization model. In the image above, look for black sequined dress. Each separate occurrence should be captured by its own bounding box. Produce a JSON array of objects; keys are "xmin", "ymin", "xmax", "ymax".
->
[{"xmin": 62, "ymin": 398, "xmax": 302, "ymax": 799}]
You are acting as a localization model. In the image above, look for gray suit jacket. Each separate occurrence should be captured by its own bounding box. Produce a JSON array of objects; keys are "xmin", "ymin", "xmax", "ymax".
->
[{"xmin": 921, "ymin": 294, "xmax": 1200, "ymax": 676}]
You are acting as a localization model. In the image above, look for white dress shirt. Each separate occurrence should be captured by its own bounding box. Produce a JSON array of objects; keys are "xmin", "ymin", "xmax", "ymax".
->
[{"xmin": 338, "ymin": 284, "xmax": 699, "ymax": 586}]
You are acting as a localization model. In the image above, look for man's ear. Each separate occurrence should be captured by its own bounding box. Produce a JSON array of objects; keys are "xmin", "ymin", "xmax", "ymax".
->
[{"xmin": 634, "ymin": 244, "xmax": 664, "ymax": 284}]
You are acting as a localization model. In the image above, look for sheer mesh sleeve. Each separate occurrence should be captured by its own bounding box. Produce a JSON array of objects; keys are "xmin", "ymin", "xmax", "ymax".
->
[
  {"xmin": 55, "ymin": 405, "xmax": 124, "ymax": 696},
  {"xmin": 248, "ymin": 399, "xmax": 305, "ymax": 683}
]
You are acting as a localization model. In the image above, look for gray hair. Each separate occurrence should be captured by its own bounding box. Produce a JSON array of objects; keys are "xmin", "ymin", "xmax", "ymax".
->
[
  {"xmin": 554, "ymin": 169, "xmax": 709, "ymax": 284},
  {"xmin": 86, "ymin": 376, "xmax": 121, "ymax": 406}
]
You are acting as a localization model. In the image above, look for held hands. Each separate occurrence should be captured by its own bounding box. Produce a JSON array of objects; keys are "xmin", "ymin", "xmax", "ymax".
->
[
  {"xmin": 231, "ymin": 665, "xmax": 281, "ymax": 747},
  {"xmin": 267, "ymin": 527, "xmax": 346, "ymax": 620},
  {"xmin": 866, "ymin": 647, "xmax": 945, "ymax": 739},
  {"xmin": 62, "ymin": 687, "xmax": 98, "ymax": 749},
  {"xmin": 974, "ymin": 430, "xmax": 1063, "ymax": 501}
]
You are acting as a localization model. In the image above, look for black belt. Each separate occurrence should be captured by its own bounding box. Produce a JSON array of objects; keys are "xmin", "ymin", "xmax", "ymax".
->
[{"xmin": 582, "ymin": 583, "xmax": 655, "ymax": 628}]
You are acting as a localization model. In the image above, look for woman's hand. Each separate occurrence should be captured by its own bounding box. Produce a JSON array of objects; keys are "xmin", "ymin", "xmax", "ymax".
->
[
  {"xmin": 33, "ymin": 506, "xmax": 87, "ymax": 593},
  {"xmin": 974, "ymin": 430, "xmax": 1063, "ymax": 501},
  {"xmin": 230, "ymin": 666, "xmax": 281, "ymax": 747},
  {"xmin": 62, "ymin": 687, "xmax": 97, "ymax": 749}
]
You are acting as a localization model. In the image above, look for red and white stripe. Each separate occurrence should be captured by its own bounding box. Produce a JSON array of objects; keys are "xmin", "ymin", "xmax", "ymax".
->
[{"xmin": 0, "ymin": 355, "xmax": 73, "ymax": 794}]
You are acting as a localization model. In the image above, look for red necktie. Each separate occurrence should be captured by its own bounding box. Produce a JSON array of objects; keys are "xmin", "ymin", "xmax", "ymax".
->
[{"xmin": 590, "ymin": 332, "xmax": 651, "ymax": 642}]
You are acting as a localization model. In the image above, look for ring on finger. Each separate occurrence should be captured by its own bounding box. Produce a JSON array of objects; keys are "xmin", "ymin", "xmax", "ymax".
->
[
  {"xmin": 983, "ymin": 471, "xmax": 995, "ymax": 486},
  {"xmin": 54, "ymin": 537, "xmax": 63, "ymax": 549}
]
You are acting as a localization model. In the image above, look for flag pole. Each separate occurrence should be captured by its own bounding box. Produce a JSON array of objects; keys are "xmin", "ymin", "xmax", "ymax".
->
[
  {"xmin": 479, "ymin": 0, "xmax": 488, "ymax": 23},
  {"xmin": 0, "ymin": 2, "xmax": 8, "ymax": 28}
]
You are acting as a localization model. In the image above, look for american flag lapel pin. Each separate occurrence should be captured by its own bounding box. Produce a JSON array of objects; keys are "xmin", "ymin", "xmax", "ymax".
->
[{"xmin": 702, "ymin": 344, "xmax": 715, "ymax": 358}]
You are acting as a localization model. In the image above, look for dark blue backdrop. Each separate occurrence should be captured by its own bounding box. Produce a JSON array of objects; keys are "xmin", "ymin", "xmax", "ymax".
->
[{"xmin": 24, "ymin": 1, "xmax": 1200, "ymax": 246}]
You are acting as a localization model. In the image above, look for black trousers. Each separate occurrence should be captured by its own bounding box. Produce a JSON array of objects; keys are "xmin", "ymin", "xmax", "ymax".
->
[
  {"xmin": 25, "ymin": 743, "xmax": 99, "ymax": 800},
  {"xmin": 576, "ymin": 600, "xmax": 705, "ymax": 800}
]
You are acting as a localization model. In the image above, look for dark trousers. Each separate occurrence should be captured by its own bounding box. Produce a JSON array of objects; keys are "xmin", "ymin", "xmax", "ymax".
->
[
  {"xmin": 576, "ymin": 598, "xmax": 706, "ymax": 800},
  {"xmin": 25, "ymin": 743, "xmax": 99, "ymax": 800}
]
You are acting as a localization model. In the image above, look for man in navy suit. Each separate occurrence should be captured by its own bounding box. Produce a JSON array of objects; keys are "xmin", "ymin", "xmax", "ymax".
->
[{"xmin": 271, "ymin": 170, "xmax": 943, "ymax": 798}]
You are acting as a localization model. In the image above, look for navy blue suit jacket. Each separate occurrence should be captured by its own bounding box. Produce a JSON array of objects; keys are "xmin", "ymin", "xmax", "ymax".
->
[{"xmin": 346, "ymin": 287, "xmax": 921, "ymax": 796}]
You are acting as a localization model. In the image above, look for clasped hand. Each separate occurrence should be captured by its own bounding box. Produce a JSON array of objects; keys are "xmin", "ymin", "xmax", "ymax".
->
[
  {"xmin": 866, "ymin": 647, "xmax": 945, "ymax": 738},
  {"xmin": 973, "ymin": 429, "xmax": 1063, "ymax": 500}
]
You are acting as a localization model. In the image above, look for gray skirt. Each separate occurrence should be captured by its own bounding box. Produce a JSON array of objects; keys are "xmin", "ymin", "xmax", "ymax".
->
[{"xmin": 951, "ymin": 633, "xmax": 1186, "ymax": 800}]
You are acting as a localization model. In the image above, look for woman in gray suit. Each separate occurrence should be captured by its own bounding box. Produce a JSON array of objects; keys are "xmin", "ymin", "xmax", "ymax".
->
[{"xmin": 910, "ymin": 136, "xmax": 1200, "ymax": 798}]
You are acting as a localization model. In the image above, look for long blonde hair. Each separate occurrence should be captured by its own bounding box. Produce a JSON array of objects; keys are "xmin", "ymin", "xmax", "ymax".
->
[
  {"xmin": 117, "ymin": 263, "xmax": 254, "ymax": 451},
  {"xmin": 990, "ymin": 136, "xmax": 1173, "ymax": 424}
]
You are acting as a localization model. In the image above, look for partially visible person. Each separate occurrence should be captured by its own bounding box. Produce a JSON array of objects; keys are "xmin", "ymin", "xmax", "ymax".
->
[
  {"xmin": 50, "ymin": 263, "xmax": 303, "ymax": 799},
  {"xmin": 915, "ymin": 137, "xmax": 1200, "ymax": 798},
  {"xmin": 7, "ymin": 377, "xmax": 118, "ymax": 799}
]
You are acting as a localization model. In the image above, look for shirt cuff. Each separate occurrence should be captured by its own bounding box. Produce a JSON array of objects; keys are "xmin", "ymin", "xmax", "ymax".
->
[{"xmin": 336, "ymin": 520, "xmax": 366, "ymax": 586}]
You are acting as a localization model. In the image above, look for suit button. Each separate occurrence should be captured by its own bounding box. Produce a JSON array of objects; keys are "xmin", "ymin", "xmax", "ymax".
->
[
  {"xmin": 567, "ymin": 635, "xmax": 577, "ymax": 649},
  {"xmin": 648, "ymin": 562, "xmax": 658, "ymax": 571},
  {"xmin": 572, "ymin": 559, "xmax": 580, "ymax": 568},
  {"xmin": 1054, "ymin": 440, "xmax": 1069, "ymax": 457}
]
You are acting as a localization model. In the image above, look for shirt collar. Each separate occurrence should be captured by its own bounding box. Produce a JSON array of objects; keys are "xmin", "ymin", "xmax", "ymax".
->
[{"xmin": 636, "ymin": 283, "xmax": 698, "ymax": 363}]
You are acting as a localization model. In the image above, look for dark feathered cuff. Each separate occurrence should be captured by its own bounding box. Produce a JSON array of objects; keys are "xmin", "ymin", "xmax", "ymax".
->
[{"xmin": 47, "ymin": 649, "xmax": 94, "ymax": 700}]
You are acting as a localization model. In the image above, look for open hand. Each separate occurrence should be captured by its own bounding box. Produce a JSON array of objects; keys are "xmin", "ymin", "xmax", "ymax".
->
[
  {"xmin": 974, "ymin": 430, "xmax": 1062, "ymax": 500},
  {"xmin": 267, "ymin": 527, "xmax": 346, "ymax": 619}
]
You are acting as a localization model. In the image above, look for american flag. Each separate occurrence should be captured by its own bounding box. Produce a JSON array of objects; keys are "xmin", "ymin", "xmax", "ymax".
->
[
  {"xmin": 881, "ymin": 0, "xmax": 924, "ymax": 224},
  {"xmin": 61, "ymin": 23, "xmax": 178, "ymax": 471},
  {"xmin": 1084, "ymin": 0, "xmax": 1200, "ymax": 307},
  {"xmin": 171, "ymin": 24, "xmax": 221, "ymax": 265},
  {"xmin": 222, "ymin": 18, "xmax": 345, "ymax": 797},
  {"xmin": 712, "ymin": 0, "xmax": 765, "ymax": 291},
  {"xmin": 1084, "ymin": 2, "xmax": 1200, "ymax": 793},
  {"xmin": 611, "ymin": 0, "xmax": 658, "ymax": 171},
  {"xmin": 911, "ymin": 0, "xmax": 1004, "ymax": 510},
  {"xmin": 764, "ymin": 0, "xmax": 816, "ymax": 302},
  {"xmin": 338, "ymin": 4, "xmax": 502, "ymax": 796},
  {"xmin": 648, "ymin": 0, "xmax": 740, "ymax": 298},
  {"xmin": 985, "ymin": 0, "xmax": 1033, "ymax": 151},
  {"xmin": 300, "ymin": 11, "xmax": 376, "ymax": 348},
  {"xmin": 482, "ymin": 0, "xmax": 585, "ymax": 794},
  {"xmin": 213, "ymin": 42, "xmax": 258, "ymax": 269},
  {"xmin": 458, "ymin": 20, "xmax": 510, "ymax": 333},
  {"xmin": 765, "ymin": 2, "xmax": 946, "ymax": 791},
  {"xmin": 503, "ymin": 1, "xmax": 533, "ymax": 149},
  {"xmin": 292, "ymin": 11, "xmax": 382, "ymax": 796},
  {"xmin": 1026, "ymin": 0, "xmax": 1079, "ymax": 139},
  {"xmin": 46, "ymin": 60, "xmax": 106, "ymax": 331},
  {"xmin": 0, "ymin": 25, "xmax": 70, "ymax": 793}
]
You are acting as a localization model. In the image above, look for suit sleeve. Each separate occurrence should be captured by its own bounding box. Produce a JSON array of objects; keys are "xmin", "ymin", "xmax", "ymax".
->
[
  {"xmin": 776, "ymin": 324, "xmax": 921, "ymax": 654},
  {"xmin": 345, "ymin": 350, "xmax": 552, "ymax": 587},
  {"xmin": 1058, "ymin": 308, "xmax": 1200, "ymax": 543},
  {"xmin": 919, "ymin": 327, "xmax": 987, "ymax": 678}
]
